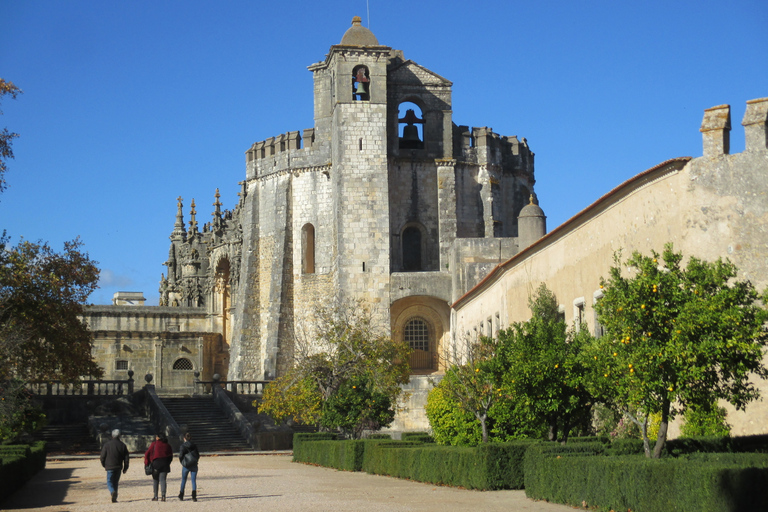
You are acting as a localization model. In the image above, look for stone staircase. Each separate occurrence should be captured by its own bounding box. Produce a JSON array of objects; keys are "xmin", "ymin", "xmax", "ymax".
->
[
  {"xmin": 36, "ymin": 423, "xmax": 100, "ymax": 454},
  {"xmin": 160, "ymin": 396, "xmax": 252, "ymax": 452}
]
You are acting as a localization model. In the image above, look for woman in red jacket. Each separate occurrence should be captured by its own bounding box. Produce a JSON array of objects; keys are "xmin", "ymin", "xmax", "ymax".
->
[{"xmin": 144, "ymin": 433, "xmax": 174, "ymax": 501}]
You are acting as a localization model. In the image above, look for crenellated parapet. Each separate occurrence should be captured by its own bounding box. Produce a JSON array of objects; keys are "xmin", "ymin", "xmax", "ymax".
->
[
  {"xmin": 453, "ymin": 125, "xmax": 534, "ymax": 168},
  {"xmin": 244, "ymin": 127, "xmax": 332, "ymax": 179},
  {"xmin": 700, "ymin": 98, "xmax": 768, "ymax": 158}
]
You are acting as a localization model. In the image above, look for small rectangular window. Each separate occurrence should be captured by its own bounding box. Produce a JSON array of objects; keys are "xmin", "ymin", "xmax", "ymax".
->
[
  {"xmin": 115, "ymin": 360, "xmax": 129, "ymax": 371},
  {"xmin": 573, "ymin": 298, "xmax": 586, "ymax": 331},
  {"xmin": 593, "ymin": 290, "xmax": 606, "ymax": 338}
]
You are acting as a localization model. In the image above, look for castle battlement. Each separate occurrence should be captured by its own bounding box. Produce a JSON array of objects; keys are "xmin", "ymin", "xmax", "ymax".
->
[
  {"xmin": 701, "ymin": 97, "xmax": 768, "ymax": 158},
  {"xmin": 452, "ymin": 125, "xmax": 533, "ymax": 168},
  {"xmin": 246, "ymin": 129, "xmax": 312, "ymax": 161},
  {"xmin": 245, "ymin": 127, "xmax": 332, "ymax": 178}
]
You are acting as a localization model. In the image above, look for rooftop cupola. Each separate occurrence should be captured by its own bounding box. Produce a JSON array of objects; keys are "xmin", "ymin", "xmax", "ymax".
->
[
  {"xmin": 517, "ymin": 193, "xmax": 547, "ymax": 250},
  {"xmin": 340, "ymin": 16, "xmax": 379, "ymax": 46}
]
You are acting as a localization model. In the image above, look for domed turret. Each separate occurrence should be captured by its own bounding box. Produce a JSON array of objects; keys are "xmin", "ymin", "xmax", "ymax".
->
[
  {"xmin": 517, "ymin": 193, "xmax": 546, "ymax": 250},
  {"xmin": 340, "ymin": 16, "xmax": 379, "ymax": 46}
]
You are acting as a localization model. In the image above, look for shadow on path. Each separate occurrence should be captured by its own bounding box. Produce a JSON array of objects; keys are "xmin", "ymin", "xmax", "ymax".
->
[
  {"xmin": 201, "ymin": 494, "xmax": 282, "ymax": 501},
  {"xmin": 0, "ymin": 466, "xmax": 78, "ymax": 509}
]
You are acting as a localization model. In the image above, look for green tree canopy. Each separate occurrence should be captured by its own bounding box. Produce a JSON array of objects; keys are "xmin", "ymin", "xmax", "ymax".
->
[
  {"xmin": 0, "ymin": 235, "xmax": 102, "ymax": 383},
  {"xmin": 427, "ymin": 284, "xmax": 591, "ymax": 444},
  {"xmin": 591, "ymin": 244, "xmax": 768, "ymax": 458},
  {"xmin": 496, "ymin": 283, "xmax": 595, "ymax": 443}
]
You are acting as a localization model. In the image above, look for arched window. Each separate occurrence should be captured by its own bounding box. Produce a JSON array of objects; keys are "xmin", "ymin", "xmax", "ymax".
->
[
  {"xmin": 402, "ymin": 226, "xmax": 422, "ymax": 271},
  {"xmin": 404, "ymin": 318, "xmax": 429, "ymax": 351},
  {"xmin": 302, "ymin": 223, "xmax": 315, "ymax": 274},
  {"xmin": 352, "ymin": 65, "xmax": 370, "ymax": 101},
  {"xmin": 398, "ymin": 102, "xmax": 424, "ymax": 150},
  {"xmin": 405, "ymin": 317, "xmax": 431, "ymax": 370},
  {"xmin": 173, "ymin": 358, "xmax": 193, "ymax": 371}
]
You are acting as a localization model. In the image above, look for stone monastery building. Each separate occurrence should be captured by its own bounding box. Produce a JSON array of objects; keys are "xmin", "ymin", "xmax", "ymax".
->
[{"xmin": 84, "ymin": 18, "xmax": 768, "ymax": 434}]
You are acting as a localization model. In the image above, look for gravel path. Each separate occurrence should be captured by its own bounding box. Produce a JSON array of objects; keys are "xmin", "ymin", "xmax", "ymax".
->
[{"xmin": 1, "ymin": 453, "xmax": 577, "ymax": 512}]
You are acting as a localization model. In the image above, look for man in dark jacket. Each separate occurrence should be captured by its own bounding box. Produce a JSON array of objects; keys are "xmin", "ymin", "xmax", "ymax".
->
[{"xmin": 100, "ymin": 429, "xmax": 130, "ymax": 502}]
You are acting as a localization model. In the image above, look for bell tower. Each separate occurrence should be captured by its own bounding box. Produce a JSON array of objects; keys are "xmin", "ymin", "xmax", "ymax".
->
[{"xmin": 308, "ymin": 17, "xmax": 393, "ymax": 309}]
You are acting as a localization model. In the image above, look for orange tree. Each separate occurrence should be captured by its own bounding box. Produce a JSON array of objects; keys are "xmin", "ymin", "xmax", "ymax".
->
[
  {"xmin": 496, "ymin": 284, "xmax": 595, "ymax": 443},
  {"xmin": 591, "ymin": 244, "xmax": 768, "ymax": 458}
]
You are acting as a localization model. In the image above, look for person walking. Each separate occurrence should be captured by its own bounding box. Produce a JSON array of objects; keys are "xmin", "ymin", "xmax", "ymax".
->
[
  {"xmin": 178, "ymin": 432, "xmax": 200, "ymax": 501},
  {"xmin": 144, "ymin": 433, "xmax": 173, "ymax": 501},
  {"xmin": 100, "ymin": 429, "xmax": 130, "ymax": 503}
]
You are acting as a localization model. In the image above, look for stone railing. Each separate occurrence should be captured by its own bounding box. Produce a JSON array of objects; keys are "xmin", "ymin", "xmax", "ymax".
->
[
  {"xmin": 25, "ymin": 371, "xmax": 135, "ymax": 396},
  {"xmin": 143, "ymin": 374, "xmax": 183, "ymax": 451},
  {"xmin": 193, "ymin": 372, "xmax": 270, "ymax": 396}
]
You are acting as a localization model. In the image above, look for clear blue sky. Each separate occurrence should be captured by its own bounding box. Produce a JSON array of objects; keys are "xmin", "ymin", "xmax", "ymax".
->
[{"xmin": 1, "ymin": 1, "xmax": 766, "ymax": 305}]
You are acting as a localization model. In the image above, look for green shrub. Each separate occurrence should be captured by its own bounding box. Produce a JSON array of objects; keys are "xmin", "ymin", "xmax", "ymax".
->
[
  {"xmin": 293, "ymin": 436, "xmax": 398, "ymax": 471},
  {"xmin": 367, "ymin": 433, "xmax": 391, "ymax": 440},
  {"xmin": 0, "ymin": 455, "xmax": 25, "ymax": 502},
  {"xmin": 0, "ymin": 442, "xmax": 46, "ymax": 502},
  {"xmin": 569, "ymin": 435, "xmax": 610, "ymax": 444},
  {"xmin": 524, "ymin": 449, "xmax": 768, "ymax": 512},
  {"xmin": 606, "ymin": 438, "xmax": 645, "ymax": 455},
  {"xmin": 681, "ymin": 403, "xmax": 731, "ymax": 437},
  {"xmin": 321, "ymin": 376, "xmax": 395, "ymax": 438},
  {"xmin": 362, "ymin": 440, "xmax": 536, "ymax": 490},
  {"xmin": 292, "ymin": 432, "xmax": 336, "ymax": 460},
  {"xmin": 475, "ymin": 441, "xmax": 538, "ymax": 489},
  {"xmin": 731, "ymin": 434, "xmax": 768, "ymax": 453},
  {"xmin": 426, "ymin": 383, "xmax": 481, "ymax": 446},
  {"xmin": 293, "ymin": 439, "xmax": 365, "ymax": 471},
  {"xmin": 401, "ymin": 432, "xmax": 433, "ymax": 443},
  {"xmin": 0, "ymin": 383, "xmax": 47, "ymax": 444}
]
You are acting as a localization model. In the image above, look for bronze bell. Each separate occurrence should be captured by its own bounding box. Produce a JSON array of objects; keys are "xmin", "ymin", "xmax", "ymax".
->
[
  {"xmin": 355, "ymin": 81, "xmax": 368, "ymax": 95},
  {"xmin": 402, "ymin": 124, "xmax": 420, "ymax": 141}
]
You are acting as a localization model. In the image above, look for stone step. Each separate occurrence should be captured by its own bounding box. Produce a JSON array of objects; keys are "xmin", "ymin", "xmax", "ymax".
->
[
  {"xmin": 35, "ymin": 423, "xmax": 100, "ymax": 453},
  {"xmin": 159, "ymin": 396, "xmax": 252, "ymax": 451}
]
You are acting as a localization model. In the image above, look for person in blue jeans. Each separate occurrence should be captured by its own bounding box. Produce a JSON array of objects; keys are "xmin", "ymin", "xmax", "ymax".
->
[
  {"xmin": 100, "ymin": 429, "xmax": 129, "ymax": 503},
  {"xmin": 178, "ymin": 432, "xmax": 200, "ymax": 501}
]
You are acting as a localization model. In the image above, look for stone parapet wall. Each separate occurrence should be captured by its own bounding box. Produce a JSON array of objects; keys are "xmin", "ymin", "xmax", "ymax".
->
[{"xmin": 84, "ymin": 306, "xmax": 209, "ymax": 332}]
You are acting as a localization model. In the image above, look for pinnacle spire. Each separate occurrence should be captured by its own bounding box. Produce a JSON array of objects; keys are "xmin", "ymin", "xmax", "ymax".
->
[
  {"xmin": 171, "ymin": 196, "xmax": 186, "ymax": 240},
  {"xmin": 188, "ymin": 198, "xmax": 199, "ymax": 237}
]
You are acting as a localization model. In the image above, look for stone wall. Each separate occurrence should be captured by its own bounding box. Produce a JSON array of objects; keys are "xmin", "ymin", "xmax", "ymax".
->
[{"xmin": 452, "ymin": 98, "xmax": 768, "ymax": 436}]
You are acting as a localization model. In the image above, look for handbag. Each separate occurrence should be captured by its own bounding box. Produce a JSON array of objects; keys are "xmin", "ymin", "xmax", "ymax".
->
[
  {"xmin": 183, "ymin": 450, "xmax": 199, "ymax": 467},
  {"xmin": 145, "ymin": 440, "xmax": 157, "ymax": 475}
]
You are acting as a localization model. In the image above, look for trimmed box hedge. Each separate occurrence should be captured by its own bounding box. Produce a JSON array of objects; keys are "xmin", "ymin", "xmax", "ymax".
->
[
  {"xmin": 362, "ymin": 440, "xmax": 536, "ymax": 490},
  {"xmin": 291, "ymin": 432, "xmax": 336, "ymax": 462},
  {"xmin": 525, "ymin": 445, "xmax": 768, "ymax": 512},
  {"xmin": 0, "ymin": 442, "xmax": 46, "ymax": 503},
  {"xmin": 293, "ymin": 436, "xmax": 400, "ymax": 471},
  {"xmin": 401, "ymin": 432, "xmax": 434, "ymax": 443}
]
